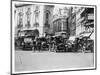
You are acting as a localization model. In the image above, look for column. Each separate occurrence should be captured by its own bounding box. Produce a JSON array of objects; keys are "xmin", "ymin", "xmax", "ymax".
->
[
  {"xmin": 61, "ymin": 19, "xmax": 64, "ymax": 32},
  {"xmin": 23, "ymin": 7, "xmax": 25, "ymax": 28},
  {"xmin": 38, "ymin": 5, "xmax": 44, "ymax": 37}
]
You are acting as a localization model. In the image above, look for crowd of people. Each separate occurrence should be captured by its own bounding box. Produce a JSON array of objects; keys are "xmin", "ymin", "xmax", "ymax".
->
[
  {"xmin": 15, "ymin": 33, "xmax": 94, "ymax": 53},
  {"xmin": 30, "ymin": 36, "xmax": 94, "ymax": 52}
]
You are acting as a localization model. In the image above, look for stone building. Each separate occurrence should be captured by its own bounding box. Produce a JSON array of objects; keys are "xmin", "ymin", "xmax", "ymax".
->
[
  {"xmin": 70, "ymin": 7, "xmax": 94, "ymax": 39},
  {"xmin": 75, "ymin": 7, "xmax": 94, "ymax": 37},
  {"xmin": 67, "ymin": 7, "xmax": 76, "ymax": 36},
  {"xmin": 81, "ymin": 8, "xmax": 94, "ymax": 32},
  {"xmin": 52, "ymin": 7, "xmax": 71, "ymax": 36},
  {"xmin": 53, "ymin": 17, "xmax": 68, "ymax": 33},
  {"xmin": 75, "ymin": 7, "xmax": 86, "ymax": 36},
  {"xmin": 14, "ymin": 4, "xmax": 54, "ymax": 37},
  {"xmin": 43, "ymin": 5, "xmax": 54, "ymax": 35}
]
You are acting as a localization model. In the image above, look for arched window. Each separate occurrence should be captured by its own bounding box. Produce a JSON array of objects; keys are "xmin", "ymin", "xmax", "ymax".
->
[
  {"xmin": 45, "ymin": 10, "xmax": 50, "ymax": 23},
  {"xmin": 46, "ymin": 13, "xmax": 49, "ymax": 19}
]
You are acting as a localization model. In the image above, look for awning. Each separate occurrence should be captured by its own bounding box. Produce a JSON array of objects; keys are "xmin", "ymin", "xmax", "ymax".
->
[
  {"xmin": 79, "ymin": 32, "xmax": 94, "ymax": 40},
  {"xmin": 86, "ymin": 22, "xmax": 94, "ymax": 26}
]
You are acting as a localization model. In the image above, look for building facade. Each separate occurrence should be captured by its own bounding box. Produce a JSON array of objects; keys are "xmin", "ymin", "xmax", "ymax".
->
[
  {"xmin": 81, "ymin": 8, "xmax": 94, "ymax": 32},
  {"xmin": 52, "ymin": 7, "xmax": 71, "ymax": 36},
  {"xmin": 14, "ymin": 4, "xmax": 54, "ymax": 37},
  {"xmin": 68, "ymin": 7, "xmax": 76, "ymax": 36},
  {"xmin": 75, "ymin": 7, "xmax": 94, "ymax": 38},
  {"xmin": 53, "ymin": 17, "xmax": 68, "ymax": 33},
  {"xmin": 75, "ymin": 7, "xmax": 86, "ymax": 36},
  {"xmin": 43, "ymin": 5, "xmax": 54, "ymax": 35}
]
